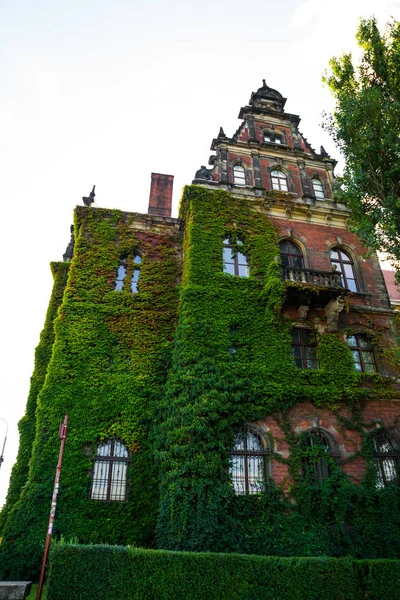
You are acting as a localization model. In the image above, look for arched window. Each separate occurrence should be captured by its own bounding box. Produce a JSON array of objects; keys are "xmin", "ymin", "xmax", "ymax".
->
[
  {"xmin": 312, "ymin": 178, "xmax": 324, "ymax": 199},
  {"xmin": 233, "ymin": 165, "xmax": 246, "ymax": 186},
  {"xmin": 301, "ymin": 428, "xmax": 338, "ymax": 483},
  {"xmin": 230, "ymin": 425, "xmax": 270, "ymax": 494},
  {"xmin": 90, "ymin": 439, "xmax": 131, "ymax": 502},
  {"xmin": 271, "ymin": 170, "xmax": 288, "ymax": 191},
  {"xmin": 223, "ymin": 237, "xmax": 249, "ymax": 277},
  {"xmin": 330, "ymin": 248, "xmax": 358, "ymax": 292},
  {"xmin": 114, "ymin": 252, "xmax": 142, "ymax": 293},
  {"xmin": 369, "ymin": 429, "xmax": 400, "ymax": 487},
  {"xmin": 347, "ymin": 334, "xmax": 376, "ymax": 373},
  {"xmin": 291, "ymin": 328, "xmax": 319, "ymax": 369},
  {"xmin": 279, "ymin": 239, "xmax": 304, "ymax": 268}
]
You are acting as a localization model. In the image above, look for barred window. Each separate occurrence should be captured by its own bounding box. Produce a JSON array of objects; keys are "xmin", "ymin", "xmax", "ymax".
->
[
  {"xmin": 369, "ymin": 429, "xmax": 400, "ymax": 487},
  {"xmin": 90, "ymin": 439, "xmax": 131, "ymax": 502},
  {"xmin": 291, "ymin": 328, "xmax": 319, "ymax": 369},
  {"xmin": 301, "ymin": 428, "xmax": 338, "ymax": 483},
  {"xmin": 279, "ymin": 239, "xmax": 304, "ymax": 268},
  {"xmin": 223, "ymin": 237, "xmax": 249, "ymax": 277},
  {"xmin": 233, "ymin": 165, "xmax": 246, "ymax": 186},
  {"xmin": 271, "ymin": 170, "xmax": 288, "ymax": 191},
  {"xmin": 230, "ymin": 425, "xmax": 270, "ymax": 495},
  {"xmin": 347, "ymin": 334, "xmax": 376, "ymax": 373}
]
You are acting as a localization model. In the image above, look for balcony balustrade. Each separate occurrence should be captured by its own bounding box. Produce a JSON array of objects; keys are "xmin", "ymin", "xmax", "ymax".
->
[{"xmin": 280, "ymin": 266, "xmax": 343, "ymax": 288}]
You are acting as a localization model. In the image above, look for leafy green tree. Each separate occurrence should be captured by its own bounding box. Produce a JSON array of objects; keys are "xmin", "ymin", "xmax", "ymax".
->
[{"xmin": 324, "ymin": 18, "xmax": 400, "ymax": 271}]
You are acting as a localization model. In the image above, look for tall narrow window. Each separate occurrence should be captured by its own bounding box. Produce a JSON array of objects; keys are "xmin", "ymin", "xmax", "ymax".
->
[
  {"xmin": 131, "ymin": 254, "xmax": 142, "ymax": 293},
  {"xmin": 347, "ymin": 334, "xmax": 376, "ymax": 373},
  {"xmin": 279, "ymin": 240, "xmax": 304, "ymax": 268},
  {"xmin": 369, "ymin": 429, "xmax": 400, "ymax": 487},
  {"xmin": 291, "ymin": 328, "xmax": 319, "ymax": 369},
  {"xmin": 330, "ymin": 248, "xmax": 358, "ymax": 292},
  {"xmin": 223, "ymin": 238, "xmax": 249, "ymax": 277},
  {"xmin": 115, "ymin": 259, "xmax": 127, "ymax": 291},
  {"xmin": 90, "ymin": 439, "xmax": 131, "ymax": 502},
  {"xmin": 231, "ymin": 425, "xmax": 270, "ymax": 494},
  {"xmin": 312, "ymin": 178, "xmax": 324, "ymax": 199},
  {"xmin": 301, "ymin": 428, "xmax": 338, "ymax": 483},
  {"xmin": 271, "ymin": 170, "xmax": 288, "ymax": 191},
  {"xmin": 233, "ymin": 165, "xmax": 246, "ymax": 186}
]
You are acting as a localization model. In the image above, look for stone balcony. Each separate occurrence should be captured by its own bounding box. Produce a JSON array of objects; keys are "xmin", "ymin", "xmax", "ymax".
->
[
  {"xmin": 280, "ymin": 266, "xmax": 343, "ymax": 288},
  {"xmin": 280, "ymin": 266, "xmax": 348, "ymax": 329}
]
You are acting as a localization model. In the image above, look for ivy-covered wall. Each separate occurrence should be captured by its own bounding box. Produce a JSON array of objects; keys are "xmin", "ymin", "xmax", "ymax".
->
[
  {"xmin": 0, "ymin": 207, "xmax": 181, "ymax": 580},
  {"xmin": 155, "ymin": 185, "xmax": 400, "ymax": 556},
  {"xmin": 0, "ymin": 186, "xmax": 399, "ymax": 581}
]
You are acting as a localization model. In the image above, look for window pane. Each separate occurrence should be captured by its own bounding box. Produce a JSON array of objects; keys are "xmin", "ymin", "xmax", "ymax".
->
[
  {"xmin": 231, "ymin": 455, "xmax": 245, "ymax": 494},
  {"xmin": 347, "ymin": 279, "xmax": 358, "ymax": 292},
  {"xmin": 133, "ymin": 255, "xmax": 142, "ymax": 264},
  {"xmin": 347, "ymin": 336, "xmax": 357, "ymax": 347},
  {"xmin": 237, "ymin": 252, "xmax": 247, "ymax": 265},
  {"xmin": 110, "ymin": 462, "xmax": 127, "ymax": 501},
  {"xmin": 91, "ymin": 461, "xmax": 110, "ymax": 500},
  {"xmin": 247, "ymin": 455, "xmax": 265, "ymax": 494},
  {"xmin": 238, "ymin": 265, "xmax": 249, "ymax": 277},
  {"xmin": 292, "ymin": 256, "xmax": 304, "ymax": 268},
  {"xmin": 223, "ymin": 262, "xmax": 235, "ymax": 275},
  {"xmin": 330, "ymin": 251, "xmax": 339, "ymax": 260},
  {"xmin": 275, "ymin": 137, "xmax": 282, "ymax": 144},
  {"xmin": 223, "ymin": 237, "xmax": 231, "ymax": 245},
  {"xmin": 223, "ymin": 247, "xmax": 233, "ymax": 262},
  {"xmin": 357, "ymin": 336, "xmax": 369, "ymax": 348}
]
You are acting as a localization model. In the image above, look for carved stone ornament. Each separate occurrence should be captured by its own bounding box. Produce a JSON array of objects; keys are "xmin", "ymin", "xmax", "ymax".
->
[
  {"xmin": 194, "ymin": 166, "xmax": 213, "ymax": 180},
  {"xmin": 325, "ymin": 295, "xmax": 346, "ymax": 332}
]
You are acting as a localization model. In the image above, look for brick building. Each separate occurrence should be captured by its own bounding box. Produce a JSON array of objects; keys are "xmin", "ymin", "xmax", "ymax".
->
[{"xmin": 1, "ymin": 81, "xmax": 400, "ymax": 579}]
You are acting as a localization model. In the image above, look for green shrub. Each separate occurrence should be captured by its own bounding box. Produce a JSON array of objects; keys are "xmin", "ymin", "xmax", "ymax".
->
[{"xmin": 46, "ymin": 543, "xmax": 400, "ymax": 600}]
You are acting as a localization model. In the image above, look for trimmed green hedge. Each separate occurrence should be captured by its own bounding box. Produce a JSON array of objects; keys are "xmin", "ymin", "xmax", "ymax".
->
[{"xmin": 46, "ymin": 543, "xmax": 400, "ymax": 600}]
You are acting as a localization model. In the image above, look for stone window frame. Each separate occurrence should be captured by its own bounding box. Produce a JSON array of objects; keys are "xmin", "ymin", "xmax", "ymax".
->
[
  {"xmin": 262, "ymin": 129, "xmax": 286, "ymax": 146},
  {"xmin": 268, "ymin": 164, "xmax": 292, "ymax": 193},
  {"xmin": 311, "ymin": 177, "xmax": 325, "ymax": 200},
  {"xmin": 230, "ymin": 424, "xmax": 272, "ymax": 495},
  {"xmin": 232, "ymin": 161, "xmax": 249, "ymax": 187}
]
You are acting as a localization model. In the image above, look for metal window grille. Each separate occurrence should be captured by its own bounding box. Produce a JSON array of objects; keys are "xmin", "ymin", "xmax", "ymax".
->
[
  {"xmin": 279, "ymin": 239, "xmax": 304, "ymax": 268},
  {"xmin": 223, "ymin": 238, "xmax": 249, "ymax": 277},
  {"xmin": 291, "ymin": 328, "xmax": 319, "ymax": 369},
  {"xmin": 90, "ymin": 439, "xmax": 131, "ymax": 502},
  {"xmin": 271, "ymin": 170, "xmax": 288, "ymax": 191},
  {"xmin": 301, "ymin": 428, "xmax": 338, "ymax": 483},
  {"xmin": 230, "ymin": 425, "xmax": 270, "ymax": 495},
  {"xmin": 369, "ymin": 429, "xmax": 400, "ymax": 487},
  {"xmin": 346, "ymin": 334, "xmax": 376, "ymax": 373},
  {"xmin": 330, "ymin": 248, "xmax": 358, "ymax": 292},
  {"xmin": 233, "ymin": 165, "xmax": 246, "ymax": 186}
]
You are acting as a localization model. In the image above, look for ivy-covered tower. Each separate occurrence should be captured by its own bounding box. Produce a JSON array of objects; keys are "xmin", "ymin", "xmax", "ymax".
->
[{"xmin": 1, "ymin": 82, "xmax": 400, "ymax": 580}]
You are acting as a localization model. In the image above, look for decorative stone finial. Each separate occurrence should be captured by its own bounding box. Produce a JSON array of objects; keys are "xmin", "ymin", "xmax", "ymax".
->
[{"xmin": 82, "ymin": 185, "xmax": 96, "ymax": 207}]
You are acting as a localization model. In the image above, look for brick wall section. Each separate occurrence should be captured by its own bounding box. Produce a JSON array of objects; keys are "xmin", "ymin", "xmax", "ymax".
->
[
  {"xmin": 148, "ymin": 173, "xmax": 174, "ymax": 218},
  {"xmin": 259, "ymin": 399, "xmax": 400, "ymax": 489}
]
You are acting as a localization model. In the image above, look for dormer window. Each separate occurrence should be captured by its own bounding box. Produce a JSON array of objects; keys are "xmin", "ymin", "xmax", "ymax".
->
[
  {"xmin": 312, "ymin": 178, "xmax": 324, "ymax": 199},
  {"xmin": 264, "ymin": 132, "xmax": 282, "ymax": 144},
  {"xmin": 271, "ymin": 170, "xmax": 288, "ymax": 192},
  {"xmin": 233, "ymin": 165, "xmax": 246, "ymax": 186}
]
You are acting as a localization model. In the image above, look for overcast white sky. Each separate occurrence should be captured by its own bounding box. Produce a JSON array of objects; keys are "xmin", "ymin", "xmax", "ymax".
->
[{"xmin": 0, "ymin": 0, "xmax": 399, "ymax": 508}]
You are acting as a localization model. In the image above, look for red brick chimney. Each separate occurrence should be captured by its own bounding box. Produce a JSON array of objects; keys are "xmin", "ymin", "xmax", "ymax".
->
[{"xmin": 148, "ymin": 173, "xmax": 174, "ymax": 218}]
